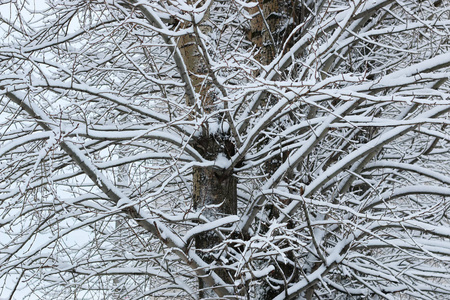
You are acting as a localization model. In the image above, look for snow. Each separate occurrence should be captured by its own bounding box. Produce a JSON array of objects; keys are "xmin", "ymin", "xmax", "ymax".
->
[
  {"xmin": 214, "ymin": 152, "xmax": 229, "ymax": 168},
  {"xmin": 183, "ymin": 216, "xmax": 239, "ymax": 243},
  {"xmin": 2, "ymin": 0, "xmax": 450, "ymax": 298}
]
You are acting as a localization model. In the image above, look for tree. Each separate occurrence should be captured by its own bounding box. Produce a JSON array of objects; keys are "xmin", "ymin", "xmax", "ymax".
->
[{"xmin": 1, "ymin": 0, "xmax": 450, "ymax": 299}]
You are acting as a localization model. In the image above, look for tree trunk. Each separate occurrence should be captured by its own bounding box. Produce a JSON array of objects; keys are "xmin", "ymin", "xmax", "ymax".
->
[
  {"xmin": 192, "ymin": 132, "xmax": 238, "ymax": 298},
  {"xmin": 177, "ymin": 3, "xmax": 238, "ymax": 296},
  {"xmin": 193, "ymin": 165, "xmax": 237, "ymax": 297}
]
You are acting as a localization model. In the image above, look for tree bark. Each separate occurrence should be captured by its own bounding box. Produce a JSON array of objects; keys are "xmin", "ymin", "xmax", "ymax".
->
[
  {"xmin": 193, "ymin": 165, "xmax": 237, "ymax": 296},
  {"xmin": 190, "ymin": 127, "xmax": 238, "ymax": 297},
  {"xmin": 177, "ymin": 3, "xmax": 239, "ymax": 296}
]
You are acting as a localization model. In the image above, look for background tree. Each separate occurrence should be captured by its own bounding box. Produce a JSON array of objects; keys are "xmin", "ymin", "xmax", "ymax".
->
[{"xmin": 1, "ymin": 0, "xmax": 450, "ymax": 299}]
